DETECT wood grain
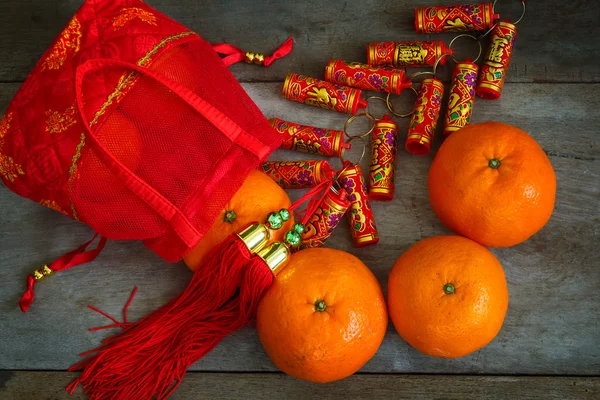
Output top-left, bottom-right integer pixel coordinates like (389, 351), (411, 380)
(0, 82), (598, 375)
(0, 0), (598, 83)
(1, 371), (599, 400)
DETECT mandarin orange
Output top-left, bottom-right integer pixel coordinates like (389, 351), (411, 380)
(184, 170), (293, 270)
(256, 248), (387, 382)
(428, 122), (556, 247)
(388, 235), (508, 358)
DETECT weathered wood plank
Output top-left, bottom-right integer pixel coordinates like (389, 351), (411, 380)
(1, 371), (599, 400)
(0, 0), (598, 83)
(0, 82), (598, 374)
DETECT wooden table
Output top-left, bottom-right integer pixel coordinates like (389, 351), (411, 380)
(1, 1), (598, 398)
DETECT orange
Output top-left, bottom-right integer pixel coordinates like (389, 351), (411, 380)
(256, 248), (387, 383)
(428, 122), (556, 247)
(388, 235), (508, 358)
(76, 111), (142, 201)
(184, 170), (293, 270)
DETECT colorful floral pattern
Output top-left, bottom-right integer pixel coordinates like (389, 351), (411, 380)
(270, 117), (346, 157)
(477, 22), (517, 98)
(262, 160), (333, 190)
(339, 164), (379, 247)
(369, 119), (398, 199)
(299, 187), (349, 250)
(406, 78), (444, 155)
(325, 60), (405, 94)
(416, 3), (495, 34)
(282, 73), (362, 114)
(444, 62), (479, 135)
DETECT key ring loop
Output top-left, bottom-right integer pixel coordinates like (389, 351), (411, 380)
(407, 53), (448, 81)
(386, 86), (418, 118)
(448, 34), (483, 64)
(343, 112), (375, 139)
(492, 0), (526, 25)
(365, 96), (391, 121)
(339, 135), (367, 166)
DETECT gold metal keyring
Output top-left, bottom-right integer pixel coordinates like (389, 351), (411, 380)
(386, 86), (419, 118)
(492, 0), (526, 25)
(339, 135), (367, 166)
(365, 96), (390, 121)
(343, 112), (375, 139)
(448, 34), (483, 64)
(407, 53), (448, 81)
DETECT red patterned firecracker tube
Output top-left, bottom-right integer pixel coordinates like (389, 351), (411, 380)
(261, 160), (335, 189)
(281, 72), (367, 114)
(298, 186), (350, 250)
(415, 3), (499, 34)
(324, 60), (411, 95)
(476, 21), (517, 100)
(366, 41), (452, 68)
(338, 162), (379, 247)
(269, 117), (351, 157)
(369, 115), (399, 201)
(405, 78), (445, 156)
(443, 60), (479, 135)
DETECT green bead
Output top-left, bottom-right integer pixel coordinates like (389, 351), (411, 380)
(267, 212), (283, 230)
(285, 230), (302, 246)
(293, 223), (305, 234)
(279, 208), (291, 222)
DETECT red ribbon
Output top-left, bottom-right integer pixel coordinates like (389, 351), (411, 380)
(19, 234), (107, 312)
(289, 178), (335, 226)
(213, 36), (294, 67)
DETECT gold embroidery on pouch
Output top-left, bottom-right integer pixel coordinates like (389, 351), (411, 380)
(88, 31), (196, 126)
(113, 7), (157, 31)
(46, 102), (78, 134)
(0, 154), (25, 183)
(40, 199), (68, 215)
(41, 16), (82, 71)
(0, 112), (11, 143)
(0, 113), (25, 183)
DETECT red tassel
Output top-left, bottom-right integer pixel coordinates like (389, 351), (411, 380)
(68, 232), (274, 399)
(213, 36), (294, 67)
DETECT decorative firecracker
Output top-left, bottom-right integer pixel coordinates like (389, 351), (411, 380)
(476, 21), (517, 99)
(415, 3), (499, 34)
(269, 117), (351, 157)
(443, 59), (479, 135)
(281, 72), (367, 114)
(324, 59), (412, 95)
(261, 160), (335, 189)
(405, 78), (445, 156)
(338, 162), (379, 247)
(298, 186), (350, 250)
(369, 115), (399, 200)
(366, 40), (452, 68)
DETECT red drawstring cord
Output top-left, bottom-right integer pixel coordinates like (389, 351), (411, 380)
(19, 234), (107, 312)
(212, 36), (294, 67)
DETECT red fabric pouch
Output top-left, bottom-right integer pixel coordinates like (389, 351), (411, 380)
(0, 0), (285, 266)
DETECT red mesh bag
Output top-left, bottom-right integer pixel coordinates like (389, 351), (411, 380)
(1, 0), (290, 285)
(2, 1), (301, 397)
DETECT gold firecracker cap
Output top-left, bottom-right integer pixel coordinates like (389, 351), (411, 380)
(257, 242), (290, 276)
(236, 223), (271, 254)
